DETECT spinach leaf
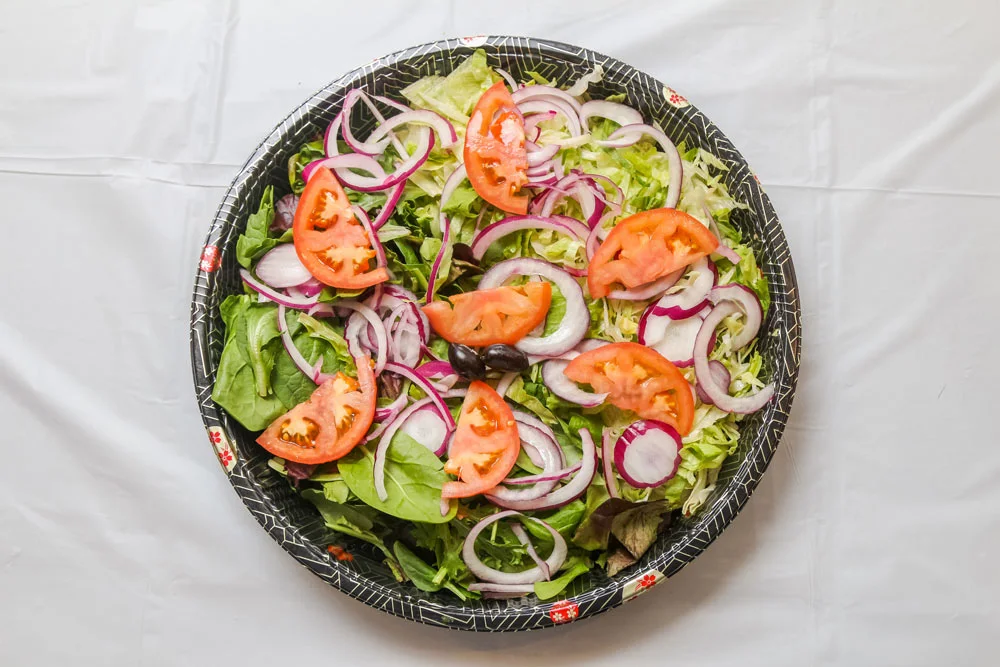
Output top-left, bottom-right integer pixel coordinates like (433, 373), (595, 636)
(235, 186), (291, 269)
(534, 556), (592, 601)
(410, 522), (475, 600)
(393, 542), (442, 592)
(272, 312), (354, 410)
(244, 302), (281, 397)
(339, 433), (457, 524)
(211, 296), (286, 431)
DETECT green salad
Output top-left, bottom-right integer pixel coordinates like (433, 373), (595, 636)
(212, 50), (774, 601)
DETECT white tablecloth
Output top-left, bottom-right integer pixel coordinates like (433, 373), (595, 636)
(2, 1), (998, 664)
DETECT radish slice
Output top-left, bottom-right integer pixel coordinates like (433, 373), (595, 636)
(637, 306), (709, 367)
(649, 257), (717, 319)
(697, 360), (731, 405)
(614, 420), (682, 488)
(541, 359), (607, 406)
(254, 244), (313, 288)
(399, 404), (449, 456)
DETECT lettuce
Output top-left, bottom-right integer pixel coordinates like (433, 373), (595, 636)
(401, 49), (499, 128)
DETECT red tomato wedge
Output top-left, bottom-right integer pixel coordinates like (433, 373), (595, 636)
(422, 282), (551, 347)
(292, 167), (389, 289)
(257, 358), (377, 464)
(442, 381), (520, 498)
(563, 342), (695, 436)
(464, 81), (530, 214)
(588, 208), (719, 299)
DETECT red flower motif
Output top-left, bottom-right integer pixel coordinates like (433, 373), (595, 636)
(549, 600), (579, 624)
(218, 447), (233, 466)
(636, 573), (658, 590)
(210, 431), (222, 444)
(199, 245), (220, 273)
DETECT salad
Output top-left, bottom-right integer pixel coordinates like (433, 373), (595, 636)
(212, 51), (774, 601)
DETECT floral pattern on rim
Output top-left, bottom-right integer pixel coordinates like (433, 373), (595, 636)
(199, 245), (221, 272)
(549, 600), (579, 624)
(208, 426), (236, 473)
(663, 86), (690, 109)
(622, 570), (664, 602)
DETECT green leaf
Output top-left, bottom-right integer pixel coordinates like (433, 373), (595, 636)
(235, 186), (283, 269)
(401, 49), (499, 125)
(505, 376), (559, 424)
(611, 500), (670, 559)
(211, 296), (286, 431)
(321, 479), (351, 504)
(339, 433), (457, 524)
(393, 542), (442, 592)
(288, 140), (325, 195)
(534, 557), (591, 600)
(542, 282), (567, 337)
(271, 311), (354, 410)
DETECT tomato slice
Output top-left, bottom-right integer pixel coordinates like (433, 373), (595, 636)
(292, 167), (389, 289)
(442, 381), (520, 498)
(563, 342), (695, 435)
(464, 81), (530, 214)
(588, 208), (719, 299)
(422, 282), (551, 347)
(256, 357), (377, 464)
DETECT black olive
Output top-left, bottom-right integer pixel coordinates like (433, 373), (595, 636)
(448, 343), (487, 380)
(452, 243), (476, 264)
(480, 344), (529, 372)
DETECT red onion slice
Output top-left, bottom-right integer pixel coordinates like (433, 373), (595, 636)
(373, 397), (433, 501)
(608, 268), (684, 301)
(510, 523), (551, 580)
(372, 182), (405, 230)
(541, 360), (607, 407)
(382, 362), (456, 431)
(693, 302), (775, 413)
(462, 511), (567, 585)
(503, 461), (582, 485)
(478, 258), (589, 357)
(527, 143), (559, 166)
(486, 421), (563, 502)
(601, 429), (618, 499)
(340, 300), (388, 374)
(365, 108), (458, 151)
(511, 85), (584, 114)
(495, 372), (518, 398)
(439, 164), (468, 234)
(254, 243), (313, 289)
(638, 305), (710, 368)
(614, 420), (682, 488)
(399, 403), (450, 456)
(596, 123), (683, 209)
(709, 283), (763, 350)
(302, 152), (385, 185)
(650, 257), (716, 318)
(486, 428), (596, 511)
(579, 100), (644, 129)
(340, 90), (391, 156)
(470, 215), (586, 261)
(276, 305), (322, 383)
(324, 112), (343, 157)
(713, 243), (741, 264)
(697, 360), (731, 405)
(416, 360), (457, 379)
(494, 68), (518, 89)
(426, 216), (451, 303)
(523, 110), (556, 138)
(240, 269), (319, 310)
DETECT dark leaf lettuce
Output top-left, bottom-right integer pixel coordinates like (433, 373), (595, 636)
(339, 433), (458, 524)
(211, 295), (286, 431)
(235, 186), (292, 269)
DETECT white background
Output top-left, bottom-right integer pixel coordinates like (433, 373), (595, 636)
(2, 1), (998, 665)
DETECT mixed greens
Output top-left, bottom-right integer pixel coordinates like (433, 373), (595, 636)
(212, 50), (772, 602)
